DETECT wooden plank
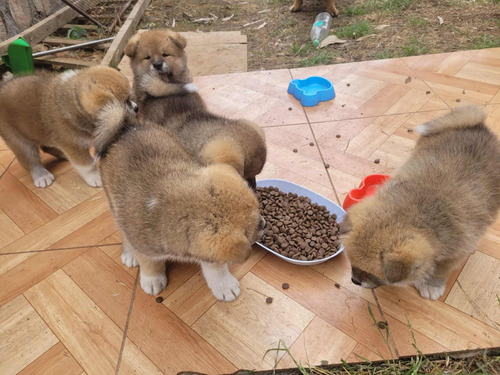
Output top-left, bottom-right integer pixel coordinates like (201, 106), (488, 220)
(0, 6), (82, 56)
(0, 295), (59, 375)
(17, 342), (83, 375)
(101, 0), (151, 67)
(57, 24), (98, 32)
(34, 56), (97, 69)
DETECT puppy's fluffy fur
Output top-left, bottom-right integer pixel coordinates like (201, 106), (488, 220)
(342, 106), (500, 300)
(96, 102), (265, 300)
(0, 66), (134, 188)
(291, 0), (338, 16)
(125, 29), (267, 189)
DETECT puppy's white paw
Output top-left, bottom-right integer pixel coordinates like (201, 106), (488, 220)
(83, 171), (102, 187)
(183, 83), (198, 93)
(140, 273), (168, 295)
(2, 71), (14, 82)
(415, 282), (445, 300)
(73, 164), (102, 187)
(209, 273), (240, 302)
(121, 251), (138, 268)
(31, 167), (55, 188)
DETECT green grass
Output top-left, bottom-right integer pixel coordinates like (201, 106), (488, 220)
(263, 304), (500, 375)
(344, 0), (413, 16)
(334, 20), (375, 39)
(473, 35), (500, 49)
(409, 17), (430, 28)
(373, 49), (394, 59)
(400, 37), (428, 56)
(290, 43), (338, 67)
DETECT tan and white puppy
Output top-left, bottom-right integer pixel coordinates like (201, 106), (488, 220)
(125, 29), (267, 190)
(95, 102), (265, 301)
(0, 66), (135, 187)
(341, 106), (500, 300)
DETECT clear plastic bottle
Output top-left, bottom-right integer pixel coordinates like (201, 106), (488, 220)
(310, 12), (333, 47)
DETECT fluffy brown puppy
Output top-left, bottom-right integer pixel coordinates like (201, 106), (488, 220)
(291, 0), (339, 16)
(95, 101), (265, 300)
(341, 106), (500, 300)
(0, 66), (135, 188)
(124, 29), (267, 190)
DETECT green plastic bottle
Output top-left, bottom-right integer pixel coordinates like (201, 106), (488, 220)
(1, 37), (35, 75)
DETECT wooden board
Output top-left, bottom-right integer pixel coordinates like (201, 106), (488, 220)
(0, 6), (82, 56)
(117, 31), (247, 80)
(100, 0), (151, 67)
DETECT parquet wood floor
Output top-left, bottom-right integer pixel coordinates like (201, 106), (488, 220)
(1, 47), (499, 374)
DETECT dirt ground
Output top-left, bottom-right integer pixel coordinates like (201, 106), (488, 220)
(139, 0), (500, 71)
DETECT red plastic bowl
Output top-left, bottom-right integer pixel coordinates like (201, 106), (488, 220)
(343, 174), (390, 211)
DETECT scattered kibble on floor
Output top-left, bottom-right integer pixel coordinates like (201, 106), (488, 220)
(309, 142), (314, 146)
(282, 283), (290, 290)
(155, 296), (164, 303)
(336, 134), (341, 138)
(293, 148), (298, 153)
(377, 321), (388, 329)
(456, 98), (461, 102)
(288, 107), (292, 111)
(426, 91), (431, 95)
(324, 163), (330, 169)
(266, 297), (273, 304)
(374, 158), (380, 164)
(334, 283), (340, 288)
(408, 129), (413, 133)
(346, 83), (350, 86)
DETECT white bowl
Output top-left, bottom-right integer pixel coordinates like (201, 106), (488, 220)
(256, 179), (345, 265)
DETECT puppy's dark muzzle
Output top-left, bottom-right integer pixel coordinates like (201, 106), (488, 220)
(153, 61), (163, 71)
(351, 277), (361, 286)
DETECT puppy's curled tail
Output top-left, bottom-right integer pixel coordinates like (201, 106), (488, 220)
(415, 105), (486, 136)
(94, 100), (136, 159)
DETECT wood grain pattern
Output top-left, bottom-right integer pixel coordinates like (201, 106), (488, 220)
(0, 295), (58, 375)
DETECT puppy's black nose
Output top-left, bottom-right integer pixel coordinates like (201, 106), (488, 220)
(351, 277), (361, 286)
(153, 62), (163, 70)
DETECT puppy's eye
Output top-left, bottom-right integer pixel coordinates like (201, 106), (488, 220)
(162, 53), (169, 57)
(145, 55), (151, 60)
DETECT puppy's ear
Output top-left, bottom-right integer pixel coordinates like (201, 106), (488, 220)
(124, 33), (141, 57)
(200, 137), (245, 176)
(382, 253), (411, 283)
(382, 235), (434, 284)
(169, 31), (187, 49)
(214, 231), (252, 264)
(338, 213), (353, 236)
(78, 88), (115, 117)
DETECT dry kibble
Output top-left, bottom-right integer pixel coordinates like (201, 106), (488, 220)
(256, 186), (343, 262)
(324, 163), (330, 169)
(266, 297), (273, 304)
(334, 283), (341, 288)
(374, 158), (380, 164)
(288, 107), (293, 110)
(309, 142), (315, 146)
(336, 134), (341, 138)
(282, 283), (290, 289)
(293, 148), (298, 153)
(155, 296), (164, 303)
(377, 321), (388, 329)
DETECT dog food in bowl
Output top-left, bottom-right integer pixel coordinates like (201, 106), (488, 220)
(255, 179), (345, 265)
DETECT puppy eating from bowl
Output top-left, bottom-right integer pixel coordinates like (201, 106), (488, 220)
(124, 29), (267, 190)
(340, 106), (500, 300)
(95, 101), (266, 301)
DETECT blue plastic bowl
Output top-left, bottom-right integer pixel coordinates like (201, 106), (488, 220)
(287, 76), (336, 107)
